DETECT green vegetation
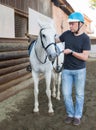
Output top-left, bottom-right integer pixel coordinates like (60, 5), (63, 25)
(90, 0), (96, 8)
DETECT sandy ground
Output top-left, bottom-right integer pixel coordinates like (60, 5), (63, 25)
(0, 59), (96, 130)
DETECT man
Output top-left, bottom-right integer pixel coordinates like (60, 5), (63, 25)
(55, 12), (91, 125)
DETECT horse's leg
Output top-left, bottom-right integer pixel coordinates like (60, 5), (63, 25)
(32, 71), (39, 113)
(45, 71), (54, 114)
(56, 73), (61, 100)
(52, 72), (56, 98)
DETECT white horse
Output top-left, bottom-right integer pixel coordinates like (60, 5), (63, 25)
(28, 23), (59, 114)
(52, 42), (65, 100)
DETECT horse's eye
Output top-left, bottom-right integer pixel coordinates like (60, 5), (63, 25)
(42, 34), (46, 38)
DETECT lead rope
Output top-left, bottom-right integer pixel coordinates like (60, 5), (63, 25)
(53, 43), (64, 73)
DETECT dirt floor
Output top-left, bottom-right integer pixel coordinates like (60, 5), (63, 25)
(0, 59), (96, 130)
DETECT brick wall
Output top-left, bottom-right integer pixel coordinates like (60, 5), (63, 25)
(52, 3), (92, 36)
(52, 3), (69, 34)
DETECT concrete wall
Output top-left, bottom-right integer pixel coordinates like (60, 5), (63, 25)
(0, 4), (15, 38)
(29, 8), (54, 35)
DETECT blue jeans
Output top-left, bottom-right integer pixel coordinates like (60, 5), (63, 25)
(61, 68), (86, 118)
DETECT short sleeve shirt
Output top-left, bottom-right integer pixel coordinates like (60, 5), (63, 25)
(59, 30), (91, 70)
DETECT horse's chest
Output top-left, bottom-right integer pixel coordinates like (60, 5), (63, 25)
(33, 63), (52, 73)
(36, 65), (45, 72)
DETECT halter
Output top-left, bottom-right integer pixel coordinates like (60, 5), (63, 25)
(53, 45), (64, 73)
(40, 28), (56, 51)
(35, 28), (56, 64)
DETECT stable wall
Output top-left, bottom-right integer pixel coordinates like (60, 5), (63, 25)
(0, 4), (15, 38)
(0, 38), (32, 102)
(52, 3), (69, 34)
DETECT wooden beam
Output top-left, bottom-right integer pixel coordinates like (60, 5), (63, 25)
(0, 62), (29, 76)
(0, 75), (44, 102)
(58, 0), (64, 4)
(0, 68), (28, 85)
(0, 73), (32, 93)
(0, 58), (29, 69)
(0, 50), (28, 61)
(0, 43), (28, 52)
(25, 33), (37, 42)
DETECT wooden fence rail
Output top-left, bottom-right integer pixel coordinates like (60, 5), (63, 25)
(0, 38), (33, 101)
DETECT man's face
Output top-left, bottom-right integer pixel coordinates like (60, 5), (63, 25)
(69, 22), (79, 33)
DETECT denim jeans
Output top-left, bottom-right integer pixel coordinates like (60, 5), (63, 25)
(61, 68), (86, 118)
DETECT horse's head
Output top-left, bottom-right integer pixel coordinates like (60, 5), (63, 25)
(38, 22), (59, 61)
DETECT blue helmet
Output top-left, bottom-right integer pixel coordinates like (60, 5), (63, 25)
(68, 12), (84, 23)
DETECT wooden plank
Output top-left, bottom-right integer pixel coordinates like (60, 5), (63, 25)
(0, 58), (29, 68)
(0, 42), (28, 52)
(0, 62), (30, 76)
(0, 68), (28, 85)
(0, 73), (32, 93)
(25, 33), (37, 42)
(0, 75), (44, 102)
(0, 37), (28, 43)
(0, 78), (33, 102)
(0, 50), (28, 61)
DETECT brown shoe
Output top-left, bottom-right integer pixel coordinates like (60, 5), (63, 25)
(73, 118), (81, 126)
(65, 117), (73, 124)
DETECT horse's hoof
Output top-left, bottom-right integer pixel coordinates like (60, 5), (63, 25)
(56, 97), (60, 100)
(52, 94), (56, 98)
(48, 112), (54, 116)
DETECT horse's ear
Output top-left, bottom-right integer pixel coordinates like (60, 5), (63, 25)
(38, 20), (55, 29)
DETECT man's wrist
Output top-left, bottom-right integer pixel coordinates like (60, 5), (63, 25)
(70, 50), (74, 55)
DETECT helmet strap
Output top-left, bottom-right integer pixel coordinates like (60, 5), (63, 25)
(74, 22), (83, 34)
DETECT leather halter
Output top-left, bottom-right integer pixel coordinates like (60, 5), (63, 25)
(40, 28), (56, 51)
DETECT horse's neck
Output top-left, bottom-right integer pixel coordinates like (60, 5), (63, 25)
(35, 38), (47, 61)
(36, 38), (45, 52)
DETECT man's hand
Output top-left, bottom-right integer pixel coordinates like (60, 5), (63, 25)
(55, 34), (61, 43)
(64, 49), (72, 55)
